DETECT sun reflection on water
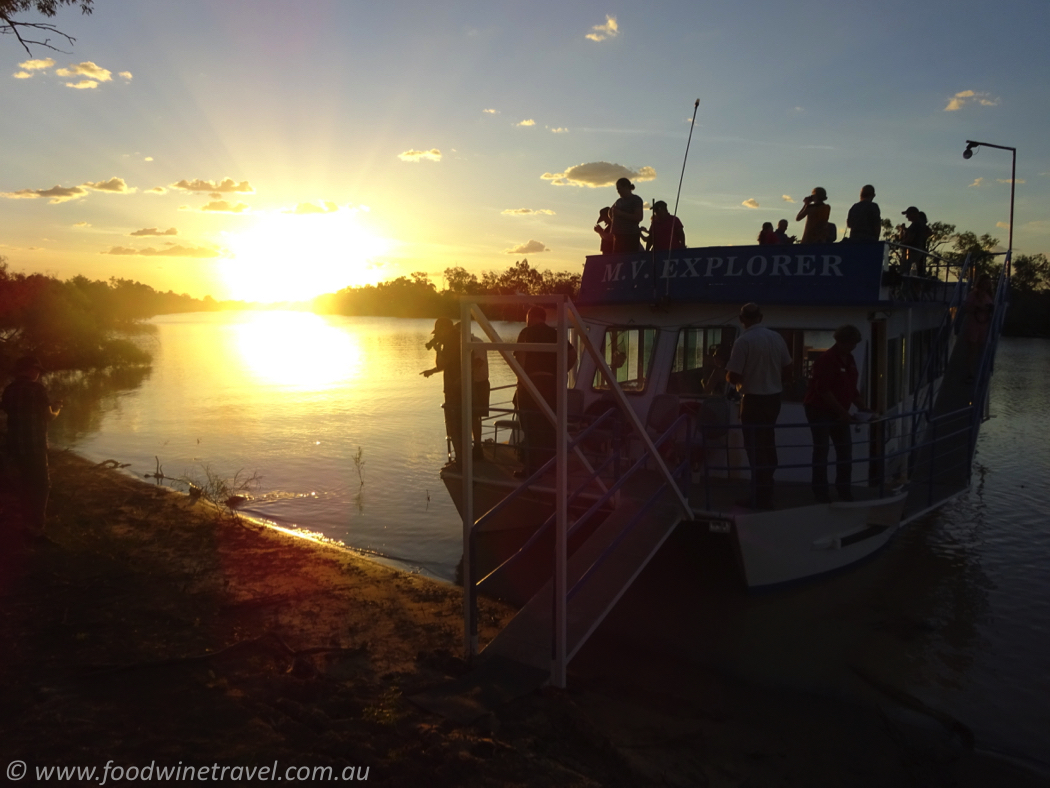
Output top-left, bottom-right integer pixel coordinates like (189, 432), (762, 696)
(231, 311), (361, 390)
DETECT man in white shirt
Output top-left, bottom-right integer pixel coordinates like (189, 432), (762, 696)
(726, 303), (793, 508)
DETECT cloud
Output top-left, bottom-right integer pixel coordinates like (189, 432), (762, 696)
(505, 240), (549, 254)
(398, 148), (442, 162)
(146, 186), (167, 194)
(542, 161), (656, 188)
(781, 194), (795, 203)
(102, 245), (222, 258)
(945, 89), (999, 111)
(65, 80), (99, 90)
(129, 227), (178, 237)
(171, 178), (254, 194)
(997, 178), (1025, 184)
(517, 119), (535, 127)
(287, 201), (340, 214)
(968, 178), (984, 188)
(501, 208), (556, 216)
(119, 71), (133, 80)
(549, 127), (569, 134)
(13, 72), (33, 79)
(18, 58), (55, 71)
(2, 185), (87, 204)
(586, 15), (619, 42)
(84, 177), (134, 194)
(482, 108), (499, 114)
(742, 199), (760, 209)
(56, 61), (112, 81)
(198, 200), (249, 213)
(996, 222), (1011, 229)
(73, 221), (90, 228)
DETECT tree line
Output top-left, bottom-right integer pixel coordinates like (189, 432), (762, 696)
(311, 259), (582, 322)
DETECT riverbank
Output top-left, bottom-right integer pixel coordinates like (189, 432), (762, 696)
(0, 451), (1042, 786)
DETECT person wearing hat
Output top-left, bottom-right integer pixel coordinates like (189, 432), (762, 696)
(593, 207), (614, 254)
(2, 356), (62, 534)
(725, 304), (792, 509)
(795, 186), (831, 244)
(644, 200), (686, 252)
(609, 177), (643, 253)
(899, 206), (932, 277)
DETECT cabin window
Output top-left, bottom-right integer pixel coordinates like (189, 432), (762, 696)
(593, 327), (657, 392)
(668, 326), (736, 397)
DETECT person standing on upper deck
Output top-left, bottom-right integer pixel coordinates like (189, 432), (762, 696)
(726, 304), (792, 509)
(846, 185), (882, 242)
(645, 200), (686, 251)
(795, 187), (831, 244)
(774, 219), (795, 245)
(610, 177), (643, 253)
(594, 207), (614, 254)
(421, 318), (464, 467)
(803, 325), (871, 503)
(899, 207), (933, 277)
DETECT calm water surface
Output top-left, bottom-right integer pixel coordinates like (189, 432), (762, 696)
(54, 313), (1049, 767)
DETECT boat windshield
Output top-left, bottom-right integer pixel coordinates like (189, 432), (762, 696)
(593, 327), (657, 393)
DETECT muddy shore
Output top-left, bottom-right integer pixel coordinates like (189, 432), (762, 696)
(0, 450), (1042, 786)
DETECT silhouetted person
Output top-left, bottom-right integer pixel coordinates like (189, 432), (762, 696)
(900, 207), (932, 277)
(421, 318), (464, 466)
(796, 187), (830, 244)
(846, 184), (881, 242)
(645, 200), (686, 251)
(803, 325), (871, 503)
(774, 219), (795, 245)
(757, 222), (779, 245)
(610, 177), (643, 253)
(594, 207), (613, 254)
(726, 304), (792, 509)
(514, 306), (576, 477)
(2, 355), (62, 534)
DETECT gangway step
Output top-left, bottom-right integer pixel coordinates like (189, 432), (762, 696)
(481, 488), (683, 671)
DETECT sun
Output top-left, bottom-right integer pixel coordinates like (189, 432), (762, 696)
(221, 211), (392, 303)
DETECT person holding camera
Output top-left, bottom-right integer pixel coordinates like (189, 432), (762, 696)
(795, 186), (831, 244)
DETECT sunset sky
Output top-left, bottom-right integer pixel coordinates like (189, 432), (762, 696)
(2, 0), (1048, 303)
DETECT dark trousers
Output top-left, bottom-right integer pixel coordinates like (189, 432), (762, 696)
(805, 405), (853, 499)
(6, 451), (50, 530)
(517, 374), (556, 473)
(740, 393), (781, 507)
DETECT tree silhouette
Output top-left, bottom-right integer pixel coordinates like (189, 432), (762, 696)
(1, 0), (92, 54)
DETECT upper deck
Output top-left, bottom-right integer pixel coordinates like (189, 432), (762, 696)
(579, 242), (902, 307)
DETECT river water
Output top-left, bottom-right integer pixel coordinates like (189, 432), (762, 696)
(51, 312), (1048, 768)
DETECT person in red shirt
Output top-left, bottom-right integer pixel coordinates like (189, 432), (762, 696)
(644, 200), (686, 251)
(802, 325), (871, 502)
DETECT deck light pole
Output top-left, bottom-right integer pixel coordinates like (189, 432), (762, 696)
(963, 139), (1016, 271)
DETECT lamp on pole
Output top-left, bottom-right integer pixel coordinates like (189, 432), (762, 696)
(963, 139), (1016, 272)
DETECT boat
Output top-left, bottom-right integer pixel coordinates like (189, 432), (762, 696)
(439, 238), (1008, 680)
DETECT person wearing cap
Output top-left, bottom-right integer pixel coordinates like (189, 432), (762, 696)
(644, 200), (686, 252)
(846, 185), (882, 242)
(2, 356), (62, 533)
(899, 206), (932, 277)
(609, 177), (643, 253)
(725, 304), (792, 509)
(593, 207), (614, 254)
(803, 325), (871, 503)
(421, 318), (464, 465)
(795, 187), (831, 244)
